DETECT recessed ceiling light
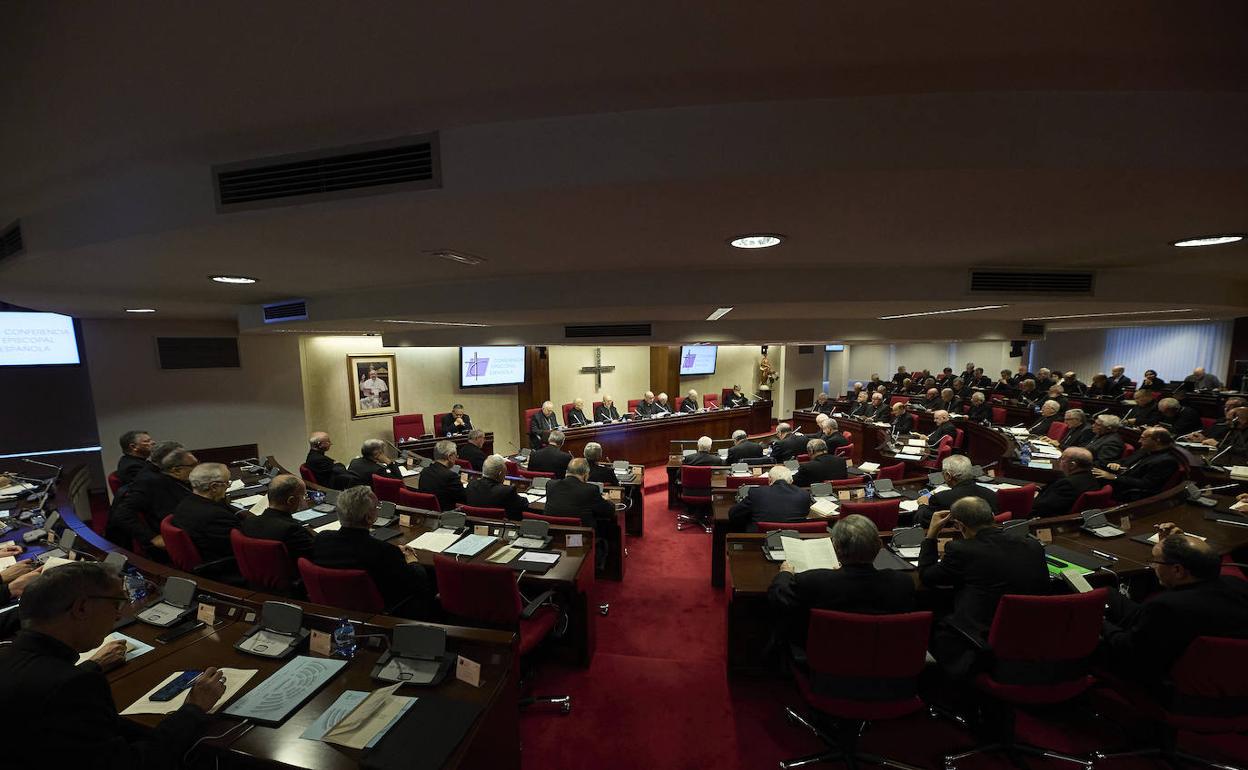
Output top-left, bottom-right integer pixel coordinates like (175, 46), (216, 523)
(878, 305), (1006, 320)
(1171, 234), (1244, 248)
(706, 307), (734, 321)
(729, 234), (784, 249)
(210, 275), (258, 284)
(124, 308), (156, 313)
(376, 319), (491, 327)
(1023, 308), (1193, 321)
(428, 250), (485, 266)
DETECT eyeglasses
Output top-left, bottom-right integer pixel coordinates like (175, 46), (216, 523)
(1147, 560), (1176, 568)
(87, 594), (130, 610)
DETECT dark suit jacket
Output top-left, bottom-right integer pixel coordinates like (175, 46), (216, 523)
(728, 482), (811, 530)
(727, 440), (765, 464)
(528, 410), (560, 449)
(821, 431), (850, 452)
(107, 470), (191, 546)
(918, 528), (1049, 635)
(1030, 471), (1103, 518)
(1128, 402), (1162, 426)
(770, 433), (808, 463)
(849, 401), (874, 418)
(682, 451), (721, 467)
(1085, 432), (1125, 467)
(724, 393), (749, 408)
(528, 446), (573, 478)
(937, 398), (962, 415)
(1161, 406), (1202, 438)
(240, 507), (315, 560)
(347, 457), (402, 486)
(967, 403), (993, 424)
(929, 421), (959, 446)
(652, 400), (673, 414)
(680, 397), (699, 413)
(916, 480), (998, 527)
(594, 404), (621, 422)
(769, 563), (916, 644)
(0, 631), (210, 769)
(793, 454), (849, 486)
(170, 494), (240, 561)
(416, 462), (467, 511)
(814, 401), (835, 415)
(465, 476), (528, 520)
(305, 449), (353, 489)
(1011, 372), (1035, 386)
(1105, 374), (1131, 396)
(115, 454), (151, 486)
(312, 527), (432, 612)
(458, 442), (487, 472)
(588, 462), (618, 486)
(1060, 379), (1086, 395)
(566, 407), (589, 426)
(440, 413), (472, 435)
(1060, 424), (1094, 449)
(1102, 577), (1248, 681)
(890, 412), (914, 435)
(1112, 449), (1181, 502)
(1029, 415), (1057, 437)
(543, 476), (615, 537)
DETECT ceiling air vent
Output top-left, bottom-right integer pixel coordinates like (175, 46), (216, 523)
(213, 133), (440, 212)
(263, 299), (308, 323)
(1021, 322), (1046, 337)
(565, 324), (653, 339)
(156, 337), (241, 369)
(0, 220), (23, 261)
(969, 270), (1094, 295)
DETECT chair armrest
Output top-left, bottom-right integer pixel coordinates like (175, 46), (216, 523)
(190, 556), (237, 576)
(521, 590), (555, 619)
(946, 619), (989, 651)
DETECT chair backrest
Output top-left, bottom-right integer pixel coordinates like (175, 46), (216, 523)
(433, 554), (522, 627)
(561, 403), (576, 424)
(727, 475), (769, 489)
(1200, 416), (1216, 430)
(518, 468), (554, 480)
(392, 413), (426, 441)
(890, 395), (910, 406)
(996, 483), (1036, 520)
(398, 487), (441, 512)
(505, 459), (521, 476)
(991, 406), (1007, 425)
(432, 412), (451, 433)
(1166, 636), (1248, 732)
(757, 520), (828, 533)
(994, 511), (1013, 523)
(298, 464), (317, 484)
(840, 498), (902, 530)
(524, 511), (581, 526)
(877, 462), (906, 482)
(1122, 443), (1136, 460)
(1162, 464), (1188, 492)
(1067, 399), (1084, 410)
(983, 590), (1108, 702)
(627, 399), (642, 414)
(720, 388), (735, 406)
(953, 428), (965, 449)
(1070, 485), (1114, 515)
(1047, 421), (1070, 441)
(680, 465), (714, 502)
(703, 394), (719, 409)
(459, 504), (507, 520)
(806, 608), (933, 683)
(796, 453), (811, 463)
(371, 474), (404, 504)
(523, 407), (542, 430)
(592, 400), (603, 415)
(829, 477), (862, 488)
(1219, 554), (1247, 581)
(107, 472), (123, 495)
(297, 558), (385, 613)
(229, 529), (296, 591)
(454, 458), (472, 470)
(160, 518), (203, 571)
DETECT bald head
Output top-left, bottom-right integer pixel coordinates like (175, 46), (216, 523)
(1059, 447), (1094, 475)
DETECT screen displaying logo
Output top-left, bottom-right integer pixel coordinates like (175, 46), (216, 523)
(683, 350), (697, 369)
(465, 354), (490, 380)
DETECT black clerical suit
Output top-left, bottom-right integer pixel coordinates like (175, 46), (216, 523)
(1030, 471), (1103, 518)
(869, 403), (892, 422)
(528, 446), (573, 478)
(458, 441), (487, 472)
(312, 527), (434, 616)
(464, 476), (528, 520)
(821, 431), (850, 452)
(594, 404), (621, 422)
(1059, 424), (1094, 450)
(770, 432), (808, 463)
(240, 507), (315, 560)
(966, 402), (993, 424)
(1029, 414), (1057, 437)
(814, 401), (835, 416)
(0, 630), (211, 770)
(305, 448), (353, 490)
(682, 451), (721, 467)
(543, 476), (616, 540)
(416, 462), (467, 511)
(928, 421), (959, 446)
(440, 412), (473, 435)
(1085, 432), (1125, 467)
(566, 407), (589, 427)
(588, 462), (618, 486)
(1126, 401), (1161, 426)
(1105, 374), (1131, 396)
(1060, 379), (1086, 395)
(681, 397), (699, 413)
(1214, 425), (1248, 462)
(107, 469), (191, 550)
(528, 410), (560, 449)
(170, 494), (240, 562)
(1011, 372), (1035, 386)
(1111, 449), (1181, 502)
(724, 392), (749, 408)
(347, 457), (403, 487)
(727, 440), (765, 464)
(728, 482), (811, 531)
(937, 397), (962, 415)
(849, 401), (874, 419)
(115, 454), (151, 486)
(1160, 406), (1202, 438)
(769, 563), (916, 645)
(890, 411), (914, 435)
(915, 480), (998, 528)
(652, 400), (673, 415)
(793, 454), (848, 487)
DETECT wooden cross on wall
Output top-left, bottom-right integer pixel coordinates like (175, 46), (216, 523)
(579, 347), (616, 389)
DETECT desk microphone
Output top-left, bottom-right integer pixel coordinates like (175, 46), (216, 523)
(1206, 443), (1235, 470)
(20, 457), (61, 473)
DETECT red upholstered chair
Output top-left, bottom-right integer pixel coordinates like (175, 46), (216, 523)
(592, 400), (603, 415)
(1121, 443), (1136, 461)
(1219, 554), (1247, 581)
(1071, 485), (1114, 515)
(392, 413), (426, 441)
(679, 465), (713, 532)
(994, 511), (1013, 524)
(840, 499), (902, 530)
(780, 610), (933, 769)
(505, 459), (521, 476)
(160, 518), (205, 572)
(796, 453), (812, 463)
(230, 529), (297, 592)
(297, 557), (385, 613)
(1046, 421), (1070, 442)
(433, 555), (570, 712)
(829, 477), (862, 488)
(953, 427), (966, 450)
(835, 431), (854, 458)
(518, 468), (554, 480)
(560, 403), (575, 424)
(703, 394), (719, 409)
(1093, 636), (1248, 768)
(919, 436), (954, 471)
(727, 475), (769, 490)
(432, 412), (450, 434)
(877, 462), (906, 482)
(627, 399), (643, 415)
(298, 464), (317, 484)
(943, 590), (1108, 769)
(371, 474), (404, 504)
(454, 458), (472, 470)
(524, 511), (580, 527)
(757, 520), (828, 533)
(889, 395), (910, 406)
(720, 388), (735, 406)
(459, 504), (507, 520)
(991, 406), (1007, 425)
(1067, 399), (1084, 411)
(1200, 416), (1216, 430)
(398, 487), (441, 512)
(107, 472), (123, 496)
(995, 484), (1036, 520)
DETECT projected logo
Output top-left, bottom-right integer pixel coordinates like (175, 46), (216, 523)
(683, 350), (698, 370)
(465, 354), (490, 380)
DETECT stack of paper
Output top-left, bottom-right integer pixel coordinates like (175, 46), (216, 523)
(1231, 500), (1248, 513)
(780, 537), (840, 573)
(857, 462), (880, 474)
(78, 632), (153, 664)
(41, 556), (76, 572)
(1230, 466), (1248, 481)
(233, 494), (266, 509)
(444, 534), (496, 557)
(227, 479), (245, 493)
(303, 683), (415, 749)
(0, 482), (35, 498)
(123, 668), (257, 715)
(405, 530), (462, 553)
(900, 499), (921, 513)
(810, 499), (838, 518)
(314, 520), (341, 533)
(399, 466), (418, 478)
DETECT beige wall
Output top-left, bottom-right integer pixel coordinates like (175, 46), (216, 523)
(299, 337), (523, 459)
(776, 344), (825, 417)
(547, 346), (652, 413)
(846, 341), (1012, 384)
(83, 319), (308, 477)
(679, 344), (758, 406)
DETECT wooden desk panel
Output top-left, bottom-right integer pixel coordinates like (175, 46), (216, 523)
(557, 404), (772, 466)
(397, 432), (496, 459)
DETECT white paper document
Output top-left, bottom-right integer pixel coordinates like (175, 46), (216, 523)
(314, 520), (341, 533)
(512, 536), (547, 549)
(123, 668), (257, 715)
(810, 499), (838, 518)
(520, 551), (561, 564)
(1146, 532), (1207, 545)
(781, 537), (840, 573)
(1230, 466), (1248, 481)
(398, 466), (418, 478)
(405, 530), (462, 553)
(0, 482), (35, 497)
(303, 685), (416, 749)
(0, 555), (15, 569)
(894, 454), (924, 462)
(856, 462), (880, 474)
(1231, 500), (1248, 513)
(227, 479), (245, 492)
(906, 438), (927, 447)
(40, 556), (76, 572)
(900, 499), (920, 513)
(443, 533), (496, 557)
(233, 494), (266, 509)
(78, 632), (154, 665)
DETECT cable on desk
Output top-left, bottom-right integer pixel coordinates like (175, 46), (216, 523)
(185, 718), (253, 764)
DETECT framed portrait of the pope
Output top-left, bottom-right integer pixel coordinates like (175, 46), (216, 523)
(348, 354), (398, 418)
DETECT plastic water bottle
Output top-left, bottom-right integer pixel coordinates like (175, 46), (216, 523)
(332, 617), (357, 659)
(865, 478), (876, 499)
(1020, 441), (1032, 466)
(124, 569), (148, 604)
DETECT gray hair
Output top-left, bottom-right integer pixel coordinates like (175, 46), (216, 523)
(768, 465), (793, 484)
(583, 442), (603, 463)
(159, 448), (196, 472)
(950, 496), (995, 528)
(697, 435), (713, 452)
(336, 485), (377, 527)
(361, 439), (386, 460)
(971, 392), (985, 403)
(806, 438), (827, 456)
(467, 429), (485, 442)
(433, 440), (457, 461)
(19, 562), (119, 627)
(1096, 414), (1121, 430)
(1159, 397), (1180, 412)
(830, 514), (881, 565)
(188, 462), (229, 492)
(1065, 408), (1086, 425)
(732, 429), (747, 442)
(941, 454), (974, 484)
(824, 418), (839, 432)
(547, 430), (566, 447)
(267, 474), (304, 504)
(567, 457), (589, 479)
(776, 422), (792, 436)
(1042, 399), (1062, 414)
(150, 440), (184, 468)
(482, 454), (507, 480)
(309, 432), (330, 449)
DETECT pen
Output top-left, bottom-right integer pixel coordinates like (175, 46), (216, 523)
(1215, 518), (1248, 528)
(1090, 549), (1119, 561)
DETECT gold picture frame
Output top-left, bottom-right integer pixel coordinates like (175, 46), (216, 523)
(348, 354), (398, 419)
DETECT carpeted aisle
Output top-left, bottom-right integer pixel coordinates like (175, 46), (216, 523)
(518, 465), (1178, 770)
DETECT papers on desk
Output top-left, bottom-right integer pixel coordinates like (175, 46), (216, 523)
(810, 499), (838, 518)
(233, 494), (266, 510)
(1230, 466), (1248, 481)
(0, 482), (35, 497)
(857, 462), (880, 474)
(78, 632), (153, 665)
(519, 492), (544, 503)
(398, 466), (418, 478)
(443, 533), (496, 558)
(1177, 441), (1211, 450)
(227, 479), (245, 493)
(984, 482), (1021, 490)
(0, 555), (15, 570)
(1145, 531), (1208, 545)
(314, 520), (341, 533)
(780, 537), (840, 573)
(41, 556), (76, 572)
(1007, 427), (1030, 436)
(896, 546), (922, 560)
(871, 421), (891, 428)
(905, 438), (927, 448)
(522, 551), (561, 565)
(406, 530), (462, 553)
(123, 667), (257, 715)
(1231, 500), (1248, 513)
(512, 536), (547, 549)
(224, 657), (345, 723)
(900, 499), (921, 513)
(293, 508), (326, 523)
(487, 546), (521, 563)
(303, 684), (416, 750)
(930, 484), (950, 494)
(894, 453), (924, 462)
(1027, 461), (1054, 469)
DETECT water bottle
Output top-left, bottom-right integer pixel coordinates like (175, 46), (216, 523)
(1019, 441), (1032, 465)
(864, 477), (876, 499)
(332, 617), (357, 659)
(124, 568), (148, 604)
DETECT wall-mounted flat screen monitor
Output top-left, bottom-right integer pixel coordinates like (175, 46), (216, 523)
(679, 345), (717, 376)
(0, 312), (80, 366)
(460, 345), (526, 387)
